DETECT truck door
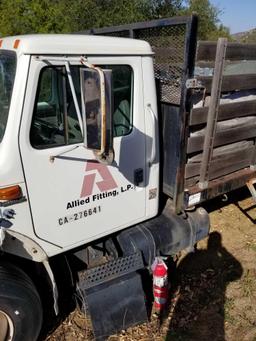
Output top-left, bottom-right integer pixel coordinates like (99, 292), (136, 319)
(19, 56), (147, 248)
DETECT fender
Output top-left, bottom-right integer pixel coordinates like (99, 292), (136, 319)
(1, 230), (48, 262)
(1, 230), (59, 315)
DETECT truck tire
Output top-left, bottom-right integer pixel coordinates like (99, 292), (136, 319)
(0, 262), (42, 341)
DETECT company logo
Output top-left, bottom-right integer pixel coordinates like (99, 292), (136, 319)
(80, 162), (118, 198)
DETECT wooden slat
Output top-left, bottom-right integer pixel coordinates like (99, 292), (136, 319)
(198, 74), (256, 93)
(185, 158), (253, 188)
(185, 168), (256, 209)
(197, 41), (256, 61)
(198, 38), (227, 188)
(196, 60), (247, 68)
(187, 125), (256, 154)
(185, 145), (254, 179)
(190, 99), (256, 126)
(185, 158), (255, 187)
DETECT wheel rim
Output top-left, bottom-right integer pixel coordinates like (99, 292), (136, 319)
(0, 311), (14, 341)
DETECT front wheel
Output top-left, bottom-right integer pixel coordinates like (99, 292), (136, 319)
(0, 262), (43, 341)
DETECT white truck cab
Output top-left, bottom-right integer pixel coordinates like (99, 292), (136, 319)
(0, 34), (159, 255)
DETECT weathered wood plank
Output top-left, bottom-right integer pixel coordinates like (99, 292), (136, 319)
(196, 60), (247, 68)
(187, 125), (256, 154)
(185, 157), (253, 187)
(185, 145), (254, 179)
(198, 74), (256, 93)
(197, 41), (256, 61)
(185, 168), (256, 207)
(190, 100), (256, 126)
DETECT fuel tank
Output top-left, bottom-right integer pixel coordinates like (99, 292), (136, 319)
(117, 200), (210, 266)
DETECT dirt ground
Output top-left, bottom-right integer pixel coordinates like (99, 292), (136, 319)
(45, 188), (256, 341)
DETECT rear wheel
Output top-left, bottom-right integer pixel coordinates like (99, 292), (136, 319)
(0, 262), (42, 341)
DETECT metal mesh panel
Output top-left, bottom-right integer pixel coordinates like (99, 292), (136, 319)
(88, 19), (190, 105)
(134, 24), (187, 104)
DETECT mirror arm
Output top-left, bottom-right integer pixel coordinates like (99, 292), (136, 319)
(65, 61), (85, 137)
(98, 69), (106, 157)
(147, 104), (156, 166)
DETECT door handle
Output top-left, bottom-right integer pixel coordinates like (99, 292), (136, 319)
(147, 104), (156, 166)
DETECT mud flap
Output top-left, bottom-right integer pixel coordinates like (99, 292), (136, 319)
(77, 252), (148, 341)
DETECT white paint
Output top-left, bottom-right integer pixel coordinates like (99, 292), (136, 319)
(0, 34), (153, 56)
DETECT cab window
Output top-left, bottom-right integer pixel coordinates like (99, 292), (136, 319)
(104, 65), (133, 137)
(30, 64), (133, 149)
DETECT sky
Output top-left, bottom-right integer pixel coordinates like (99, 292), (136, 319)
(210, 0), (256, 34)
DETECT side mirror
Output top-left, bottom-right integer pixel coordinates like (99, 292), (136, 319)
(80, 67), (114, 164)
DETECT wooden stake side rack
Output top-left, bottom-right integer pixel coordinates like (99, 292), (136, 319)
(185, 39), (256, 208)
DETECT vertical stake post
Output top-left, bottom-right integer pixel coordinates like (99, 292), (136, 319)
(199, 38), (227, 189)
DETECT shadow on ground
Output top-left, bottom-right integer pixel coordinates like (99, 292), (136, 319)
(166, 233), (243, 340)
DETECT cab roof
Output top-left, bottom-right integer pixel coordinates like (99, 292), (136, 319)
(0, 34), (153, 56)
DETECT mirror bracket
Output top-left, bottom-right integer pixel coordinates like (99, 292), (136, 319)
(80, 58), (114, 165)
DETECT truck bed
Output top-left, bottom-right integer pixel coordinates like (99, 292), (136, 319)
(84, 16), (256, 212)
(183, 41), (256, 207)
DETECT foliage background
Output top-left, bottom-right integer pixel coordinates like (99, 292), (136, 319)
(0, 0), (233, 40)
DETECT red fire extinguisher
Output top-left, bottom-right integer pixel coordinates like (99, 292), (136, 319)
(151, 257), (168, 313)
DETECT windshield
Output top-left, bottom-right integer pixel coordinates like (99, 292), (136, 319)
(0, 51), (16, 143)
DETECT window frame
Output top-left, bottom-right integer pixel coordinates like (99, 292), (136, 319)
(30, 65), (69, 149)
(0, 50), (17, 143)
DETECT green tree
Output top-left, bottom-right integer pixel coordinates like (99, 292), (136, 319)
(89, 0), (150, 28)
(0, 0), (184, 36)
(71, 0), (183, 29)
(0, 0), (231, 40)
(147, 0), (183, 18)
(183, 0), (231, 40)
(0, 0), (74, 35)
